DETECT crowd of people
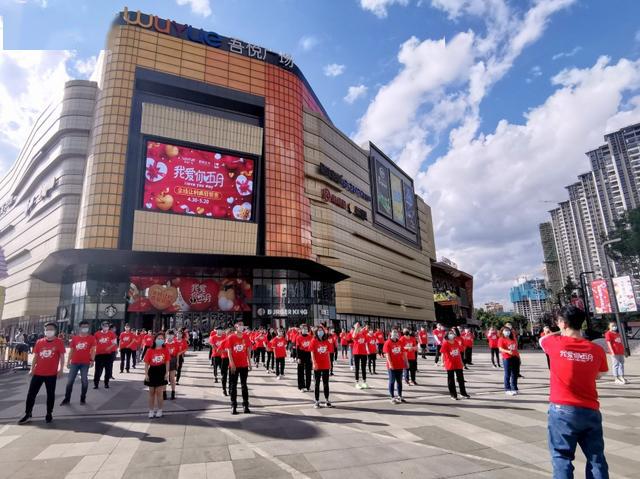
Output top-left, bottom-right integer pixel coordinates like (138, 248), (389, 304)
(15, 308), (631, 478)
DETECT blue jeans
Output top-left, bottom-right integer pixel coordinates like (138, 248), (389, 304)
(388, 369), (403, 397)
(503, 357), (518, 391)
(65, 363), (89, 401)
(548, 404), (608, 479)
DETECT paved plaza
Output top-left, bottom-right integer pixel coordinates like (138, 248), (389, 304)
(0, 349), (638, 479)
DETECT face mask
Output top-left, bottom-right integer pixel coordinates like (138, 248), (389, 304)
(102, 326), (109, 331)
(503, 330), (511, 337)
(80, 327), (89, 334)
(44, 330), (56, 338)
(391, 333), (399, 340)
(447, 333), (455, 340)
(301, 329), (308, 335)
(125, 327), (130, 331)
(317, 331), (325, 339)
(167, 334), (175, 340)
(278, 331), (284, 337)
(155, 339), (165, 346)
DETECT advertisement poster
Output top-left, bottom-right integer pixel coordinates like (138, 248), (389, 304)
(127, 276), (252, 313)
(613, 275), (638, 313)
(143, 141), (254, 221)
(403, 182), (417, 232)
(390, 173), (405, 225)
(591, 279), (612, 314)
(375, 160), (392, 217)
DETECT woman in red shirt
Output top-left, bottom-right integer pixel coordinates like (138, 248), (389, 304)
(383, 329), (407, 404)
(486, 327), (500, 368)
(351, 323), (369, 389)
(367, 330), (378, 375)
(164, 329), (181, 401)
(440, 329), (470, 400)
(339, 331), (349, 359)
(605, 321), (627, 384)
(143, 332), (170, 418)
(498, 326), (520, 395)
(401, 329), (418, 385)
(269, 329), (288, 379)
(310, 327), (333, 408)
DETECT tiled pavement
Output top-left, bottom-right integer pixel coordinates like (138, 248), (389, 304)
(0, 349), (638, 478)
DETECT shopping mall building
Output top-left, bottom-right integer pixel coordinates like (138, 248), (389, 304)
(0, 8), (436, 334)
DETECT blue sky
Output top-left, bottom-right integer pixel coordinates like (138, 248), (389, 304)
(1, 0), (640, 307)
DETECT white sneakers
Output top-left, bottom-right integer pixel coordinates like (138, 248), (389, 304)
(148, 410), (154, 418)
(148, 409), (163, 418)
(505, 390), (519, 396)
(355, 381), (369, 389)
(314, 401), (320, 409)
(156, 409), (163, 418)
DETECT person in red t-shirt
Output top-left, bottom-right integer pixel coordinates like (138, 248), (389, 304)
(119, 324), (135, 374)
(61, 320), (96, 406)
(383, 329), (407, 404)
(351, 322), (369, 389)
(253, 327), (267, 368)
(19, 322), (65, 425)
(141, 330), (154, 359)
(209, 327), (224, 384)
(400, 329), (418, 385)
(540, 326), (552, 369)
(498, 327), (520, 395)
(375, 328), (385, 357)
(164, 329), (182, 401)
(604, 321), (627, 384)
(310, 327), (334, 408)
(418, 326), (428, 359)
(295, 324), (313, 392)
(367, 329), (379, 375)
(461, 327), (475, 366)
(339, 330), (350, 359)
(540, 306), (609, 479)
(440, 329), (470, 400)
(270, 329), (288, 379)
(93, 321), (117, 389)
(143, 332), (170, 418)
(328, 327), (339, 375)
(224, 321), (252, 414)
(175, 328), (189, 384)
(432, 323), (446, 365)
(486, 326), (500, 368)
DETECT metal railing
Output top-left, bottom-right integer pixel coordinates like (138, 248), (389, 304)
(0, 342), (30, 373)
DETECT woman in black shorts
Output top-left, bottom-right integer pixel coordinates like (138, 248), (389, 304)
(143, 332), (170, 418)
(165, 329), (180, 400)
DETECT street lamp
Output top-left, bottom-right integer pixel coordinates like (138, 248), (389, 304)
(602, 238), (631, 357)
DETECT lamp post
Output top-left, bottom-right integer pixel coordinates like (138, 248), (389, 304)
(602, 238), (631, 357)
(579, 271), (594, 337)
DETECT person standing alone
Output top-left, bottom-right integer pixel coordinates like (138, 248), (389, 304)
(540, 306), (609, 479)
(60, 320), (96, 405)
(119, 324), (135, 373)
(605, 322), (628, 384)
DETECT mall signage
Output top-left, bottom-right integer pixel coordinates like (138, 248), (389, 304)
(318, 163), (371, 202)
(118, 8), (294, 70)
(321, 188), (367, 221)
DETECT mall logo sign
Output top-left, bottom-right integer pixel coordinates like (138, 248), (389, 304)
(321, 188), (367, 221)
(318, 163), (371, 202)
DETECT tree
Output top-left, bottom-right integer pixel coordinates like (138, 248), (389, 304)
(561, 276), (578, 306)
(606, 207), (640, 278)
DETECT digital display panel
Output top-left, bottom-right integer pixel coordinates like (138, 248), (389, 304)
(375, 160), (392, 218)
(143, 140), (255, 221)
(403, 182), (417, 232)
(390, 173), (405, 225)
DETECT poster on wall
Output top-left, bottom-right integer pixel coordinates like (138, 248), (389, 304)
(403, 182), (417, 232)
(390, 173), (405, 225)
(591, 279), (612, 314)
(143, 140), (255, 221)
(127, 276), (252, 313)
(374, 160), (392, 218)
(613, 275), (638, 313)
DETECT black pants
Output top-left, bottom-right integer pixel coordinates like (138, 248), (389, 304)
(255, 347), (265, 365)
(420, 344), (427, 359)
(176, 355), (184, 382)
(132, 349), (137, 368)
(229, 366), (249, 407)
(275, 357), (285, 376)
(314, 369), (330, 402)
(213, 356), (222, 380)
(330, 352), (336, 373)
(447, 369), (467, 398)
(368, 353), (377, 374)
(354, 354), (367, 382)
(404, 359), (417, 382)
(25, 375), (56, 415)
(120, 348), (133, 372)
(490, 348), (501, 367)
(94, 354), (112, 386)
(297, 350), (312, 390)
(220, 357), (229, 390)
(266, 350), (274, 370)
(463, 347), (473, 365)
(545, 353), (550, 370)
(435, 345), (442, 364)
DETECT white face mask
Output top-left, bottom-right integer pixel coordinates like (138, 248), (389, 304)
(317, 331), (325, 339)
(80, 327), (89, 334)
(125, 327), (130, 331)
(447, 333), (455, 340)
(503, 330), (511, 337)
(44, 330), (56, 338)
(101, 325), (109, 331)
(611, 326), (618, 331)
(167, 334), (175, 341)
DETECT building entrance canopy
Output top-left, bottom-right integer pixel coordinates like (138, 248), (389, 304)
(32, 249), (349, 285)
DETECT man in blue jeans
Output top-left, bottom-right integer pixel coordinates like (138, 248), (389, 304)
(540, 306), (609, 479)
(60, 320), (96, 405)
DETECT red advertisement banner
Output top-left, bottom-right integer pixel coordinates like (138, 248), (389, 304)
(143, 141), (254, 221)
(127, 276), (252, 313)
(590, 279), (612, 315)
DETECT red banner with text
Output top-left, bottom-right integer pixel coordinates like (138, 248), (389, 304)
(591, 279), (612, 315)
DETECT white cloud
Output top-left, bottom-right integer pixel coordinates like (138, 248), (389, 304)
(360, 0), (409, 18)
(526, 64), (542, 83)
(344, 84), (368, 103)
(299, 35), (320, 52)
(175, 0), (212, 17)
(419, 57), (640, 306)
(552, 46), (582, 60)
(73, 55), (97, 79)
(324, 63), (346, 77)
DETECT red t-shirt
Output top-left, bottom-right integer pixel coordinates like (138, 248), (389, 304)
(604, 331), (625, 355)
(440, 340), (464, 370)
(144, 347), (170, 366)
(367, 334), (378, 355)
(33, 338), (65, 376)
(94, 331), (117, 355)
(400, 335), (417, 360)
(540, 334), (608, 410)
(142, 334), (154, 348)
(330, 333), (339, 350)
(255, 333), (267, 348)
(178, 339), (188, 354)
(340, 332), (349, 346)
(119, 332), (135, 350)
(486, 331), (499, 349)
(351, 331), (368, 355)
(165, 340), (181, 357)
(462, 332), (474, 348)
(224, 334), (251, 368)
(375, 331), (385, 344)
(295, 334), (313, 352)
(383, 339), (406, 370)
(418, 331), (427, 345)
(70, 335), (96, 365)
(211, 335), (227, 358)
(433, 329), (445, 345)
(498, 337), (519, 359)
(270, 337), (288, 358)
(310, 338), (331, 370)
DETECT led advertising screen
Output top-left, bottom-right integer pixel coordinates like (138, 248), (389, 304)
(403, 182), (417, 232)
(143, 140), (255, 221)
(127, 276), (252, 313)
(374, 160), (392, 218)
(591, 279), (612, 314)
(613, 275), (637, 313)
(390, 173), (405, 225)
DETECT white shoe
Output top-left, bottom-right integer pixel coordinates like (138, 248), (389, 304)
(390, 397), (397, 404)
(505, 391), (515, 396)
(325, 401), (333, 408)
(355, 382), (362, 389)
(313, 401), (320, 409)
(156, 409), (163, 418)
(275, 375), (280, 380)
(350, 366), (354, 371)
(614, 378), (624, 384)
(148, 410), (154, 418)
(622, 377), (630, 384)
(361, 382), (369, 389)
